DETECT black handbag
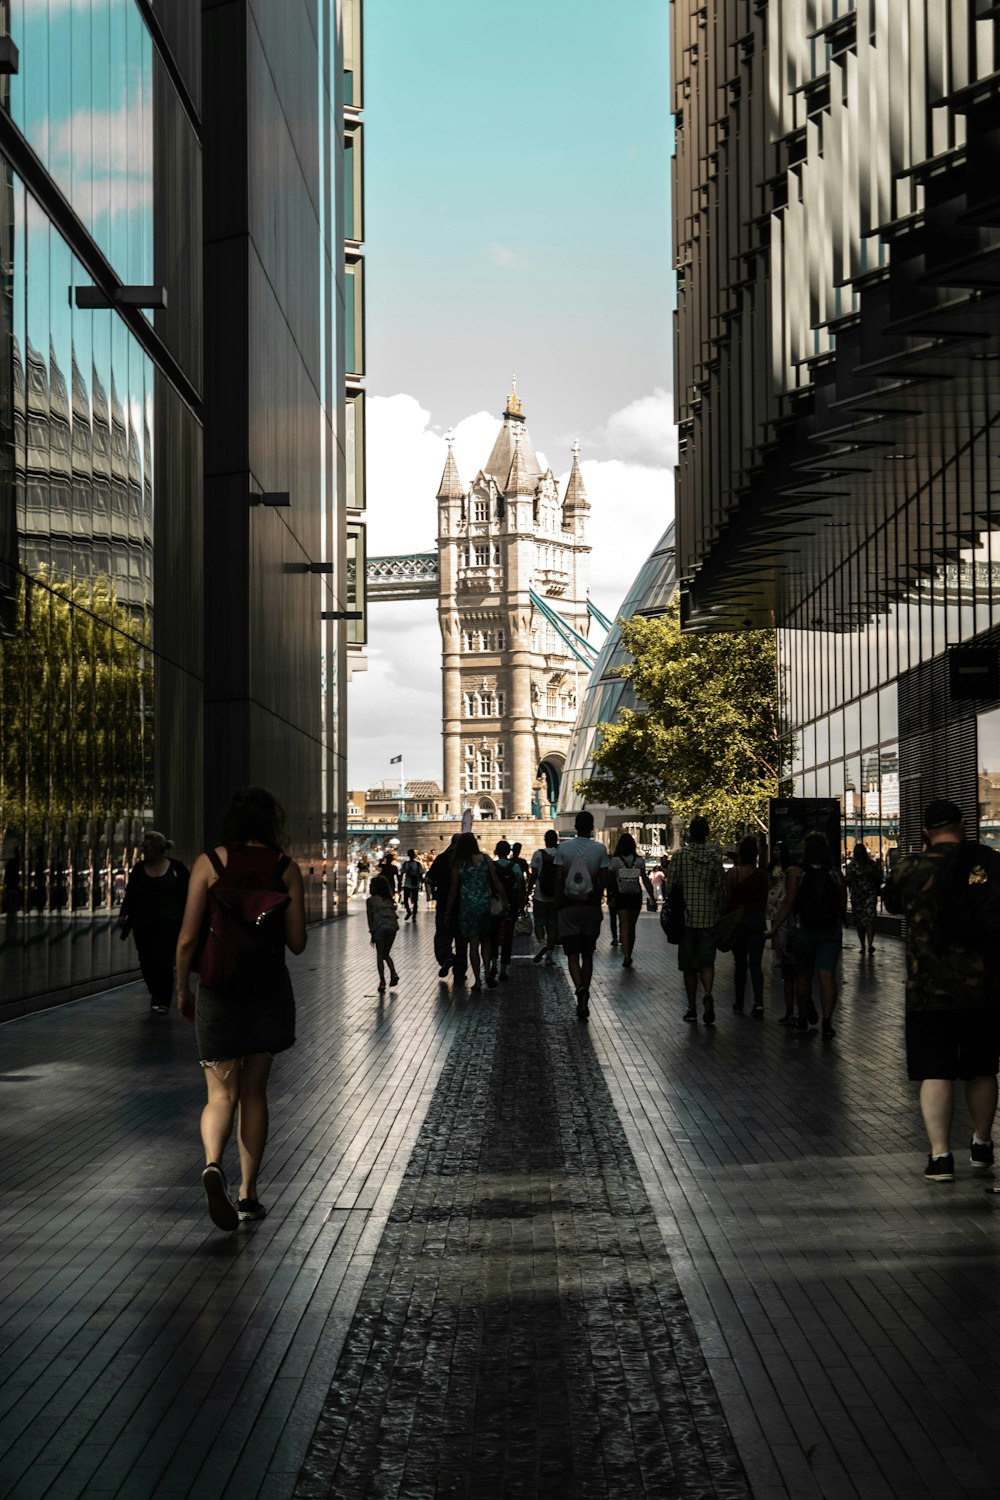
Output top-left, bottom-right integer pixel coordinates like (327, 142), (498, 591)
(659, 882), (685, 944)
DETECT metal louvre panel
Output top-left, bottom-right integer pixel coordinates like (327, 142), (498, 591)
(898, 649), (986, 848)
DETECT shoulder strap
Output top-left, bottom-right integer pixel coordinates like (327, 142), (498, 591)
(207, 849), (225, 879)
(277, 853), (291, 878)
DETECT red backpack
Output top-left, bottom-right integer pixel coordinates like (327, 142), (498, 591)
(197, 849), (291, 992)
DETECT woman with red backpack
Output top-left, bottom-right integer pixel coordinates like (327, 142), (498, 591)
(176, 787), (306, 1232)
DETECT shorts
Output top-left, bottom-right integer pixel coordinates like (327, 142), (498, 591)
(905, 1008), (1000, 1081)
(790, 925), (842, 974)
(533, 900), (557, 937)
(678, 927), (716, 973)
(614, 893), (643, 913)
(558, 903), (602, 955)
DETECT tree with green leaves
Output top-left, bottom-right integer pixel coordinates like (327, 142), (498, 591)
(575, 598), (787, 842)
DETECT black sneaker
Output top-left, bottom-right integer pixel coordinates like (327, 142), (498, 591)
(925, 1153), (955, 1182)
(533, 947), (547, 965)
(683, 1005), (697, 1023)
(238, 1198), (267, 1222)
(971, 1138), (995, 1170)
(821, 1020), (836, 1039)
(702, 996), (715, 1027)
(438, 964), (451, 978)
(575, 987), (589, 1019)
(202, 1163), (239, 1231)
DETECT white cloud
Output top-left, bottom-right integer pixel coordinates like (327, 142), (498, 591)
(365, 395), (500, 555)
(350, 390), (676, 788)
(348, 602), (443, 790)
(592, 386), (676, 467)
(565, 458), (673, 623)
(490, 243), (516, 267)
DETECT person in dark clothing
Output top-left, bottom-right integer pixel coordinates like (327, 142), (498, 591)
(118, 831), (189, 1014)
(883, 798), (1000, 1183)
(726, 835), (769, 1015)
(510, 842), (531, 915)
(426, 835), (468, 983)
(176, 787), (306, 1231)
(489, 840), (523, 981)
(378, 850), (400, 896)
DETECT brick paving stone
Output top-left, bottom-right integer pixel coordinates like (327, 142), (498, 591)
(294, 962), (751, 1499)
(3, 908), (1000, 1497)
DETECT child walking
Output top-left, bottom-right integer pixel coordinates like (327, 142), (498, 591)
(366, 875), (399, 992)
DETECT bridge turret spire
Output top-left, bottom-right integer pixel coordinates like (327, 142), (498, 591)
(562, 439), (589, 519)
(436, 432), (466, 501)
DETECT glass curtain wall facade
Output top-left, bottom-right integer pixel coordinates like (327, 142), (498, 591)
(0, 1), (355, 1016)
(672, 1), (1000, 865)
(0, 0), (202, 1016)
(201, 0), (350, 922)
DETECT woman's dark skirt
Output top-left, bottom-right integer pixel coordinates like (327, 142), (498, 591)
(195, 968), (295, 1061)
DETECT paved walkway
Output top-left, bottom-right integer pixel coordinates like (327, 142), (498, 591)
(2, 907), (1000, 1498)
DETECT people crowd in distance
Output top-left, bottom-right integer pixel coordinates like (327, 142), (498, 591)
(121, 780), (999, 1232)
(346, 797), (1000, 1189)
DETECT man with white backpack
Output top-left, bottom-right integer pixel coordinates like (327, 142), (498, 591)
(554, 809), (610, 1019)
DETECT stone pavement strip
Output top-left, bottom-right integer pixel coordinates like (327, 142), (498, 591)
(294, 961), (750, 1499)
(3, 907), (1000, 1497)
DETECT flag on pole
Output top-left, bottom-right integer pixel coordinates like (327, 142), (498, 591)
(389, 755), (402, 765)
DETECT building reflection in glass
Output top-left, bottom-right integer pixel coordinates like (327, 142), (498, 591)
(0, 170), (154, 1009)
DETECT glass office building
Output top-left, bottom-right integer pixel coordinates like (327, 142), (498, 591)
(0, 2), (357, 1017)
(672, 1), (1000, 865)
(558, 523), (677, 839)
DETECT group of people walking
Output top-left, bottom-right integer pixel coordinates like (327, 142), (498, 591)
(363, 812), (662, 1019)
(118, 783), (1000, 1234)
(663, 816), (888, 1039)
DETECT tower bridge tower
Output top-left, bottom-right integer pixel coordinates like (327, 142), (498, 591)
(436, 382), (591, 820)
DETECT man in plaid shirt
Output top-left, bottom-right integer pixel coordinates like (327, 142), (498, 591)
(665, 817), (727, 1026)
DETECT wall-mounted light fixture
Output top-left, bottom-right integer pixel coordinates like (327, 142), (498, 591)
(0, 37), (20, 73)
(307, 562), (334, 573)
(321, 611), (363, 620)
(250, 492), (291, 507)
(74, 285), (168, 310)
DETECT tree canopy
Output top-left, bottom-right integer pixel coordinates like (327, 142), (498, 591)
(575, 598), (786, 841)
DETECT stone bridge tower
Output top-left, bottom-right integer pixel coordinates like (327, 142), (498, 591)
(436, 383), (591, 820)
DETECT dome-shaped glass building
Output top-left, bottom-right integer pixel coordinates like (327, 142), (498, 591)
(558, 521), (677, 836)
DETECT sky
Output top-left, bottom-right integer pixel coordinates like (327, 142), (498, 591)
(348, 0), (675, 791)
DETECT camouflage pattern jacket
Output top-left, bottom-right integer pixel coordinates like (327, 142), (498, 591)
(883, 842), (1000, 1011)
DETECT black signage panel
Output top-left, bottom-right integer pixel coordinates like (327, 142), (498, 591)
(769, 798), (842, 867)
(949, 647), (1000, 702)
